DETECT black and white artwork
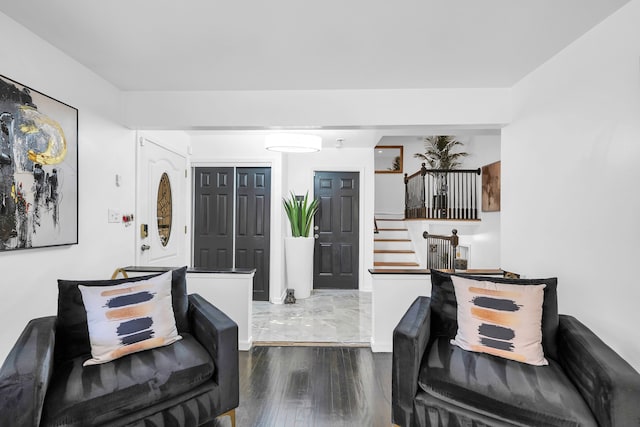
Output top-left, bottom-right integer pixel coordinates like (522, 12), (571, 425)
(0, 74), (78, 251)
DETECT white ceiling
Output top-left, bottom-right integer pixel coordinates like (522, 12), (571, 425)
(0, 1), (630, 91)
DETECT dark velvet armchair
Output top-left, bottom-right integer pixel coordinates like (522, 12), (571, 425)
(392, 270), (640, 427)
(0, 267), (239, 427)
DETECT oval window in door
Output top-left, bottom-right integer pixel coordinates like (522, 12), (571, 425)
(157, 172), (172, 247)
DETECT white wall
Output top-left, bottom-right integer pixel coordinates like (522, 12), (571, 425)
(123, 88), (511, 130)
(502, 0), (640, 370)
(0, 12), (137, 362)
(460, 134), (502, 269)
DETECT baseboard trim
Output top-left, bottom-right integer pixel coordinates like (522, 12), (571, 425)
(253, 341), (370, 348)
(370, 339), (392, 353)
(239, 338), (253, 351)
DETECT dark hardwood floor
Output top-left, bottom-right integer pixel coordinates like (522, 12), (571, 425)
(231, 346), (392, 427)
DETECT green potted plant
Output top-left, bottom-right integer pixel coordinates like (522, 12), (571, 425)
(414, 135), (468, 170)
(283, 191), (319, 237)
(282, 191), (319, 299)
(414, 135), (468, 217)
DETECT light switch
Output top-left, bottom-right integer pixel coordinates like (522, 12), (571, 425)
(108, 209), (121, 223)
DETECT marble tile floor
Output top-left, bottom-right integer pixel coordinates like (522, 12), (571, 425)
(252, 290), (372, 345)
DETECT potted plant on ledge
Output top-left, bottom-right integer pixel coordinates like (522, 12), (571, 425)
(283, 191), (319, 299)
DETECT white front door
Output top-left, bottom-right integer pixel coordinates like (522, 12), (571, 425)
(136, 136), (187, 267)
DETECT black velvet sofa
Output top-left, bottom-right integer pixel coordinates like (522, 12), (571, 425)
(0, 267), (239, 427)
(392, 270), (640, 427)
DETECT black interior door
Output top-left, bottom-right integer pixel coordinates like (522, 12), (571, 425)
(193, 166), (271, 301)
(193, 167), (234, 268)
(236, 167), (271, 301)
(313, 171), (359, 289)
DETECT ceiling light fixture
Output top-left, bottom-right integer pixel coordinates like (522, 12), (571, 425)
(264, 133), (322, 153)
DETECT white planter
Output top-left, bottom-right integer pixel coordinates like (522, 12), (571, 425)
(284, 237), (314, 299)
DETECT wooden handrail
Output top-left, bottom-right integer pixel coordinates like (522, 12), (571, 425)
(423, 229), (458, 246)
(424, 168), (481, 174)
(404, 163), (428, 182)
(423, 229), (459, 270)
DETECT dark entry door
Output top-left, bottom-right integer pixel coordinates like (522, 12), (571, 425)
(313, 171), (359, 289)
(192, 166), (271, 301)
(193, 167), (234, 268)
(236, 167), (271, 301)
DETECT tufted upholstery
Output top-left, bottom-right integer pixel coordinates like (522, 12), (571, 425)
(0, 270), (238, 427)
(41, 334), (215, 426)
(418, 337), (596, 426)
(392, 270), (640, 427)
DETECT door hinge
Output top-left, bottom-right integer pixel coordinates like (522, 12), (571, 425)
(185, 169), (188, 178)
(184, 225), (187, 234)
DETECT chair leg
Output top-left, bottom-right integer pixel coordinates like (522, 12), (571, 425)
(221, 409), (236, 427)
(110, 268), (129, 279)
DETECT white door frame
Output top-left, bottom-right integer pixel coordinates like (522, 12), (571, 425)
(136, 135), (188, 266)
(310, 165), (369, 292)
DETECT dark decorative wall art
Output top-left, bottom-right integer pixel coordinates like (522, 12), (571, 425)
(481, 160), (501, 212)
(0, 74), (78, 251)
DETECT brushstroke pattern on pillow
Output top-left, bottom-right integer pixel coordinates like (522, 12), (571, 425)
(79, 271), (181, 366)
(451, 275), (548, 366)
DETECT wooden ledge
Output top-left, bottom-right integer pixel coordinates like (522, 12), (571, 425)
(112, 266), (256, 279)
(368, 268), (505, 276)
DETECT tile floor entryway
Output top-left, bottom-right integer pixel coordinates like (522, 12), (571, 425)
(252, 290), (371, 345)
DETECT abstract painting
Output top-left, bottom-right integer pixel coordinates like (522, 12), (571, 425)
(0, 74), (78, 251)
(482, 160), (500, 212)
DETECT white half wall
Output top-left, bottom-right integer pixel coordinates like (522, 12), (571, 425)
(502, 0), (640, 371)
(187, 272), (255, 351)
(371, 273), (431, 352)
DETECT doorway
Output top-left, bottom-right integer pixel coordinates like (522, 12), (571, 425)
(313, 171), (360, 290)
(193, 166), (271, 301)
(136, 137), (188, 267)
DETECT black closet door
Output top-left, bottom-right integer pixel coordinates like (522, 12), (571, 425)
(236, 167), (271, 301)
(193, 167), (234, 268)
(193, 167), (271, 301)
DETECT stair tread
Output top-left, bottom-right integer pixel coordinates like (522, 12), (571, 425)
(374, 249), (415, 254)
(374, 261), (420, 267)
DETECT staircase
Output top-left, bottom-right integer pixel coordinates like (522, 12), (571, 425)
(374, 217), (420, 269)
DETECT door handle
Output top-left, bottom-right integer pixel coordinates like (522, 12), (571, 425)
(314, 234), (319, 239)
(314, 225), (319, 230)
(141, 244), (151, 251)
